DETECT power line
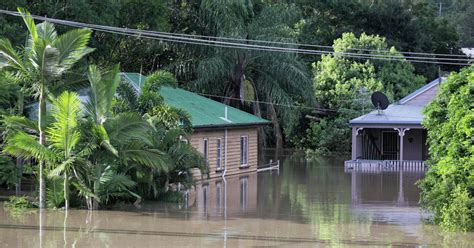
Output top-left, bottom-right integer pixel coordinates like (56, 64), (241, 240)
(42, 18), (474, 65)
(194, 92), (428, 120)
(114, 24), (470, 59)
(42, 16), (472, 64)
(196, 92), (323, 111)
(0, 9), (471, 66)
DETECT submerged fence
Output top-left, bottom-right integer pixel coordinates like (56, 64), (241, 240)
(257, 160), (280, 172)
(344, 160), (427, 172)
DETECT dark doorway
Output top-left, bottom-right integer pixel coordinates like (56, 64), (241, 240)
(382, 131), (399, 160)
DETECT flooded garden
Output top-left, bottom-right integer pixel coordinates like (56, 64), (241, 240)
(1, 152), (473, 247)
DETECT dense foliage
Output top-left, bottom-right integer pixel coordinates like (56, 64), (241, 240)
(419, 65), (474, 231)
(190, 1), (313, 151)
(0, 0), (466, 150)
(432, 0), (474, 47)
(0, 3), (472, 231)
(297, 0), (462, 78)
(0, 12), (206, 210)
(298, 33), (424, 154)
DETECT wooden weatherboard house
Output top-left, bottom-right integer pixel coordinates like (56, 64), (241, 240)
(347, 77), (444, 168)
(121, 73), (270, 179)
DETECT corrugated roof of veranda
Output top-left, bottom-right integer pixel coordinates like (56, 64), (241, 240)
(120, 72), (270, 129)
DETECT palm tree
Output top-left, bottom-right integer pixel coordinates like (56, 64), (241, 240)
(114, 70), (207, 198)
(79, 65), (170, 209)
(0, 8), (93, 208)
(4, 91), (85, 209)
(192, 2), (314, 151)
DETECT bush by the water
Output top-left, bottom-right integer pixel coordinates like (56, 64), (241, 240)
(4, 196), (33, 210)
(418, 65), (474, 231)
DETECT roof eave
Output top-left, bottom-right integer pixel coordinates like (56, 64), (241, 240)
(193, 121), (271, 130)
(350, 121), (423, 126)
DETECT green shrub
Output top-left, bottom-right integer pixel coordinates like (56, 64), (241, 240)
(0, 155), (17, 189)
(158, 191), (184, 203)
(47, 177), (65, 208)
(441, 186), (473, 232)
(4, 196), (33, 210)
(4, 196), (35, 218)
(419, 65), (474, 231)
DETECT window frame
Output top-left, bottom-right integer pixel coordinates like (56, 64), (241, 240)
(216, 138), (222, 170)
(203, 138), (208, 164)
(240, 136), (249, 167)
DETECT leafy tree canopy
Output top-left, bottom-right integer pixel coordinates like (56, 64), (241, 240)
(297, 0), (461, 79)
(299, 32), (424, 153)
(418, 65), (474, 231)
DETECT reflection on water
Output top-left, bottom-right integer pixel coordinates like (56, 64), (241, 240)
(1, 153), (473, 247)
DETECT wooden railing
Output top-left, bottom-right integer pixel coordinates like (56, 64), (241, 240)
(345, 160), (427, 172)
(361, 132), (382, 160)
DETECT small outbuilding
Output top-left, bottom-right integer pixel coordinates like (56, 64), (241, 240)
(121, 73), (270, 179)
(348, 77), (444, 165)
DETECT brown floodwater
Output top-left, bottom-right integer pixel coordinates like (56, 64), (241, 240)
(1, 153), (473, 247)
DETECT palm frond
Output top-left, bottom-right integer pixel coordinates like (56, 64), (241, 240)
(105, 112), (152, 145)
(98, 169), (138, 204)
(86, 64), (120, 124)
(17, 8), (38, 52)
(47, 91), (82, 156)
(72, 181), (99, 200)
(30, 39), (62, 79)
(53, 28), (93, 70)
(0, 39), (26, 72)
(48, 156), (74, 177)
(4, 131), (57, 162)
(36, 21), (58, 44)
(3, 115), (38, 134)
(120, 143), (170, 172)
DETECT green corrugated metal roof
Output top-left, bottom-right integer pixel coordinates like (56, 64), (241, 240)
(120, 72), (270, 128)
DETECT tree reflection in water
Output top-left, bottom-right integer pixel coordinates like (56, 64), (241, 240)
(1, 153), (474, 247)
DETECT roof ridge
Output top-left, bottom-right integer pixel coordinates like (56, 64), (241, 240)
(121, 73), (269, 128)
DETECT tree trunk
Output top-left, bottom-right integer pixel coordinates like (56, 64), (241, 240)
(86, 197), (92, 210)
(64, 176), (69, 210)
(38, 88), (46, 209)
(15, 158), (23, 196)
(268, 97), (283, 160)
(15, 92), (24, 196)
(92, 179), (99, 210)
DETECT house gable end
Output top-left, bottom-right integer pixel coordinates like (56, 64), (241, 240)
(398, 77), (443, 106)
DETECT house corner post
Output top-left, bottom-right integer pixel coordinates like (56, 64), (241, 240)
(351, 127), (357, 160)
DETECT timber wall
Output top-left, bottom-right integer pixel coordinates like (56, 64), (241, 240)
(190, 127), (258, 179)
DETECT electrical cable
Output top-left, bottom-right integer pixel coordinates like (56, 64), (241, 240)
(0, 9), (471, 66)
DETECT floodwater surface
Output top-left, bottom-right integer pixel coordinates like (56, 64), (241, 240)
(1, 153), (473, 247)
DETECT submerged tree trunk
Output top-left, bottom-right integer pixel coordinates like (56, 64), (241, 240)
(267, 97), (283, 160)
(64, 176), (69, 210)
(38, 88), (46, 209)
(92, 178), (100, 210)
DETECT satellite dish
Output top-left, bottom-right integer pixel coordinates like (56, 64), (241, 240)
(371, 92), (389, 111)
